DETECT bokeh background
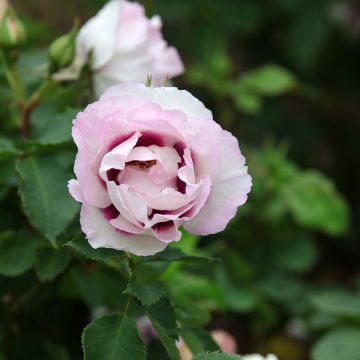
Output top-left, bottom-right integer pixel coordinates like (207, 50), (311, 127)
(2, 0), (360, 359)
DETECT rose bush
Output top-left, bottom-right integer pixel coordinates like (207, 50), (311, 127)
(55, 0), (184, 97)
(68, 82), (252, 256)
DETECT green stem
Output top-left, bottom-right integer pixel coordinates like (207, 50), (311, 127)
(0, 50), (25, 104)
(123, 295), (132, 315)
(20, 77), (54, 138)
(1, 50), (54, 138)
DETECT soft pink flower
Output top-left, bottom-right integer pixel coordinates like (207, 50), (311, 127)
(55, 0), (184, 97)
(0, 0), (8, 22)
(177, 329), (237, 359)
(68, 82), (252, 256)
(212, 330), (237, 354)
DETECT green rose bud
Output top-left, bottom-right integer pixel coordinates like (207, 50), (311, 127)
(0, 2), (26, 48)
(48, 22), (78, 70)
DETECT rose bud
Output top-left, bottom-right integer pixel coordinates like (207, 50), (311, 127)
(68, 83), (252, 256)
(53, 0), (184, 97)
(48, 22), (78, 71)
(0, 1), (26, 48)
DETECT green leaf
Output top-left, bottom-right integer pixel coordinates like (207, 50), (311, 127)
(232, 88), (262, 114)
(144, 297), (179, 359)
(143, 247), (218, 264)
(274, 234), (319, 273)
(67, 233), (121, 262)
(146, 297), (178, 339)
(149, 317), (180, 360)
(180, 328), (220, 356)
(38, 108), (79, 145)
(168, 271), (225, 310)
(192, 352), (242, 359)
(283, 171), (349, 236)
(0, 231), (38, 276)
(124, 281), (165, 306)
(16, 157), (79, 244)
(82, 314), (146, 360)
(240, 64), (296, 95)
(311, 328), (360, 360)
(35, 246), (70, 281)
(309, 290), (360, 321)
(0, 138), (21, 157)
(215, 267), (257, 312)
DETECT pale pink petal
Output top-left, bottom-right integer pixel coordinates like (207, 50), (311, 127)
(68, 179), (84, 203)
(116, 1), (148, 51)
(80, 204), (130, 250)
(126, 233), (167, 256)
(100, 84), (212, 120)
(148, 145), (181, 184)
(178, 148), (195, 185)
(152, 221), (182, 243)
(107, 182), (141, 226)
(126, 146), (155, 162)
(99, 131), (141, 181)
(153, 47), (184, 84)
(110, 214), (144, 234)
(185, 131), (252, 235)
(76, 0), (121, 70)
(118, 166), (176, 194)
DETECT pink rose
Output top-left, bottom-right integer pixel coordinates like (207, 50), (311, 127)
(0, 0), (8, 21)
(55, 0), (184, 97)
(177, 329), (237, 359)
(68, 83), (252, 256)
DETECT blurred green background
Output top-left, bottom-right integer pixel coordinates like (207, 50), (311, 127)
(2, 0), (360, 359)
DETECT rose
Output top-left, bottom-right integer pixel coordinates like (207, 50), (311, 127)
(177, 329), (237, 360)
(0, 0), (7, 21)
(55, 0), (184, 97)
(68, 82), (252, 256)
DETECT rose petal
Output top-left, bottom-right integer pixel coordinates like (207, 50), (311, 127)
(185, 131), (252, 235)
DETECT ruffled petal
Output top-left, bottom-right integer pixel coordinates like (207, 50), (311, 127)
(185, 131), (252, 235)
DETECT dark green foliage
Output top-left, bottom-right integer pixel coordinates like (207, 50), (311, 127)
(0, 0), (358, 358)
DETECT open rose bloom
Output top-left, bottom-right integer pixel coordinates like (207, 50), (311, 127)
(56, 0), (184, 97)
(68, 83), (252, 256)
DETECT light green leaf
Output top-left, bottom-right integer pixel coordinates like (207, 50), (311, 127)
(0, 231), (38, 276)
(35, 246), (70, 281)
(82, 314), (146, 360)
(283, 171), (349, 236)
(16, 157), (79, 244)
(124, 281), (165, 306)
(311, 328), (360, 360)
(232, 89), (261, 114)
(309, 290), (360, 321)
(240, 64), (296, 95)
(193, 351), (242, 359)
(38, 108), (79, 145)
